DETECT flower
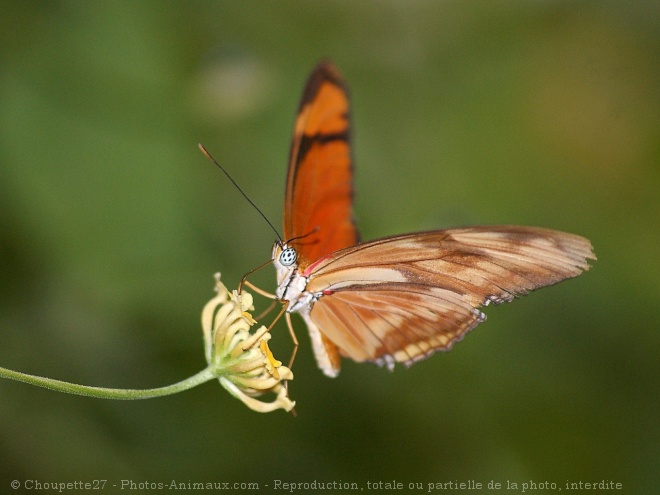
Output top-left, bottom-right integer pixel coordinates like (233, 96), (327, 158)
(201, 273), (295, 413)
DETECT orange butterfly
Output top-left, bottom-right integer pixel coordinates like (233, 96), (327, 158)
(270, 61), (595, 378)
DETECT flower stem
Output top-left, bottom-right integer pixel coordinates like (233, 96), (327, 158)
(0, 365), (218, 400)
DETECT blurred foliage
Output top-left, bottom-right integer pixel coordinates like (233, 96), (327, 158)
(0, 1), (658, 493)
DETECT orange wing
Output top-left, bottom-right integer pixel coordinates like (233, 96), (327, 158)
(284, 61), (358, 270)
(305, 226), (595, 369)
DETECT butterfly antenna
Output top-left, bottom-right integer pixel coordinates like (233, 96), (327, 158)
(286, 226), (320, 245)
(199, 144), (283, 243)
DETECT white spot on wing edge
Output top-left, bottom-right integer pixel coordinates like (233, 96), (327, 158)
(300, 311), (339, 378)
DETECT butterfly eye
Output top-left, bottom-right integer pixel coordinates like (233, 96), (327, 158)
(279, 247), (297, 266)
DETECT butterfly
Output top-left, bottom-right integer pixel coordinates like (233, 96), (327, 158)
(270, 61), (595, 378)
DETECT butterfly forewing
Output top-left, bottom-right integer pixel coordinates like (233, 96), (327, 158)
(304, 226), (594, 368)
(284, 61), (357, 269)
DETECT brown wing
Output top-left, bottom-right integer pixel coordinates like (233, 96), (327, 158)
(305, 226), (595, 369)
(284, 61), (358, 269)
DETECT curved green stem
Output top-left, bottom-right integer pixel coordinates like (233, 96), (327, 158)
(0, 365), (218, 400)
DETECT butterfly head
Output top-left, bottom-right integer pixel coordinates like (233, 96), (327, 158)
(279, 246), (297, 266)
(272, 241), (300, 293)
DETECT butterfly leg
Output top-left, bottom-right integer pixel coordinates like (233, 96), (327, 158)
(264, 301), (288, 333)
(258, 299), (299, 371)
(260, 300), (298, 372)
(266, 301), (299, 368)
(242, 279), (277, 299)
(254, 299), (277, 321)
(238, 258), (275, 295)
(240, 267), (299, 370)
(241, 279), (280, 320)
(285, 312), (299, 370)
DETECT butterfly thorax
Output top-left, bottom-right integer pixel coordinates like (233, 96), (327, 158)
(272, 241), (343, 377)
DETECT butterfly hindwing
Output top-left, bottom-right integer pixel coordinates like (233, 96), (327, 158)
(311, 285), (485, 369)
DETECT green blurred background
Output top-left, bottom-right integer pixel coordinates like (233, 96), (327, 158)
(1, 1), (658, 493)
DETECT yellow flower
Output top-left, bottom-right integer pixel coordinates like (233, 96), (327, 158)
(201, 273), (295, 413)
